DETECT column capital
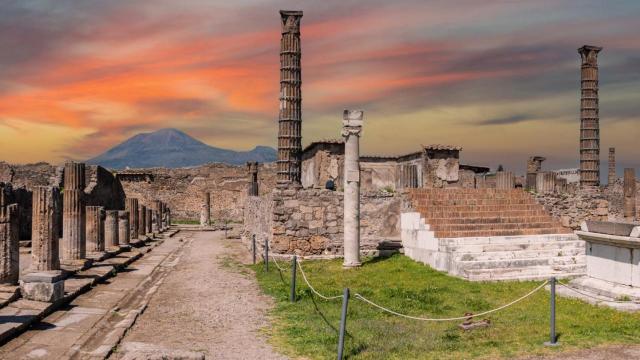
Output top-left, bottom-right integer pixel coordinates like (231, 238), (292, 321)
(280, 10), (303, 34)
(578, 45), (602, 66)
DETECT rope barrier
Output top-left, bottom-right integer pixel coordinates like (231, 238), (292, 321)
(296, 258), (343, 301)
(353, 280), (549, 322)
(557, 280), (639, 304)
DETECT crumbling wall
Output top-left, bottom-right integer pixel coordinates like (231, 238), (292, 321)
(242, 194), (273, 246)
(534, 188), (609, 229)
(85, 166), (126, 210)
(605, 178), (640, 221)
(0, 162), (60, 188)
(119, 163), (277, 222)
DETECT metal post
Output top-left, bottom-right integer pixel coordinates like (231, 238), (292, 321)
(544, 277), (558, 346)
(252, 235), (257, 265)
(337, 288), (350, 360)
(290, 255), (297, 302)
(264, 238), (269, 272)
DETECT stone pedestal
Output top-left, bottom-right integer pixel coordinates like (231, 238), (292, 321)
(624, 168), (636, 219)
(31, 186), (61, 271)
(125, 198), (139, 241)
(200, 192), (211, 227)
(105, 210), (119, 251)
(61, 162), (87, 266)
(118, 210), (130, 246)
(138, 205), (147, 240)
(20, 271), (65, 302)
(495, 171), (515, 190)
(342, 110), (363, 268)
(0, 203), (19, 284)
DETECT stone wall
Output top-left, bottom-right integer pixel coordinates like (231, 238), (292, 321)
(85, 166), (126, 210)
(242, 188), (402, 256)
(605, 178), (640, 221)
(118, 163), (277, 222)
(534, 188), (609, 229)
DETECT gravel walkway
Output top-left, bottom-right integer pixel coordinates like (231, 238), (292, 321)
(112, 231), (287, 359)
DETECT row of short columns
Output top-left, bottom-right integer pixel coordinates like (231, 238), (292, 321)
(0, 162), (172, 302)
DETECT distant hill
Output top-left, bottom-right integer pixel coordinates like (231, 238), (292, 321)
(87, 128), (276, 169)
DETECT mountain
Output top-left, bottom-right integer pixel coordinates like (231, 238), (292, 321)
(87, 128), (276, 169)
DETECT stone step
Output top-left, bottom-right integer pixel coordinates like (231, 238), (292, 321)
(462, 264), (586, 281)
(453, 247), (585, 262)
(445, 240), (584, 253)
(417, 204), (543, 212)
(426, 216), (554, 225)
(412, 199), (537, 206)
(422, 210), (551, 218)
(436, 228), (571, 238)
(433, 222), (560, 232)
(455, 255), (585, 271)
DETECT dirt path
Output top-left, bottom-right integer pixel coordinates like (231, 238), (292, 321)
(111, 231), (286, 360)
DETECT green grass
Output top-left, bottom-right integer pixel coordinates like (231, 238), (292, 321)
(252, 254), (640, 359)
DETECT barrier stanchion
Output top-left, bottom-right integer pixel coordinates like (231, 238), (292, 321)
(290, 255), (297, 302)
(264, 239), (269, 272)
(252, 235), (257, 265)
(337, 288), (350, 360)
(544, 277), (558, 346)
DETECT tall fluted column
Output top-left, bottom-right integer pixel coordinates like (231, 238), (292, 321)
(578, 45), (602, 187)
(105, 210), (119, 250)
(138, 205), (146, 239)
(153, 200), (162, 233)
(624, 168), (636, 219)
(277, 10), (303, 187)
(118, 211), (130, 245)
(342, 110), (364, 268)
(62, 162), (87, 265)
(0, 203), (19, 284)
(146, 208), (153, 235)
(31, 186), (61, 271)
(125, 198), (139, 241)
(495, 171), (515, 190)
(608, 147), (616, 186)
(200, 192), (211, 227)
(86, 206), (105, 254)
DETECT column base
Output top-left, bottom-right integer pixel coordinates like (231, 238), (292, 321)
(86, 251), (109, 262)
(342, 261), (362, 269)
(60, 259), (93, 272)
(20, 271), (65, 302)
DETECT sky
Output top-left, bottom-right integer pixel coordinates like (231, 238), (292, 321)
(0, 0), (638, 177)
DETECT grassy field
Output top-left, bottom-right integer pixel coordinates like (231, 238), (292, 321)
(252, 254), (640, 359)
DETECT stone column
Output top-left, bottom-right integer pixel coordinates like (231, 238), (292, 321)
(624, 168), (636, 219)
(0, 203), (19, 284)
(118, 210), (130, 245)
(536, 172), (557, 194)
(200, 192), (211, 227)
(526, 156), (545, 190)
(277, 10), (304, 187)
(555, 178), (568, 193)
(167, 208), (171, 228)
(578, 45), (602, 187)
(31, 186), (60, 271)
(138, 205), (146, 239)
(146, 208), (153, 235)
(608, 147), (616, 186)
(247, 162), (259, 196)
(125, 198), (139, 241)
(86, 206), (105, 255)
(153, 200), (162, 233)
(495, 171), (515, 190)
(105, 210), (119, 250)
(342, 110), (363, 268)
(61, 162), (87, 266)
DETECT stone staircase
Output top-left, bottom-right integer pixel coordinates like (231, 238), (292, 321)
(402, 188), (585, 281)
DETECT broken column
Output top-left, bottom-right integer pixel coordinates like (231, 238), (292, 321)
(118, 210), (130, 246)
(146, 208), (153, 235)
(495, 171), (515, 190)
(536, 172), (557, 194)
(200, 192), (211, 227)
(23, 186), (64, 302)
(578, 45), (603, 187)
(125, 198), (139, 242)
(624, 168), (636, 219)
(86, 206), (105, 257)
(342, 110), (363, 268)
(0, 202), (19, 285)
(277, 10), (304, 187)
(105, 210), (119, 251)
(61, 162), (88, 267)
(608, 147), (616, 185)
(526, 156), (545, 190)
(247, 162), (259, 196)
(138, 204), (146, 240)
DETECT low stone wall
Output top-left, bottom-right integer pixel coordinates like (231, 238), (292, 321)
(242, 188), (402, 256)
(534, 188), (609, 229)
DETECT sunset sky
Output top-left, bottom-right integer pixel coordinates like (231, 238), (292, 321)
(0, 0), (638, 176)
